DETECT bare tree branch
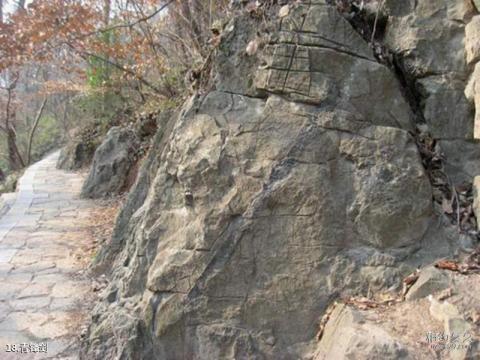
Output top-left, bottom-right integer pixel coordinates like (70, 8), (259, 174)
(74, 47), (163, 95)
(92, 0), (174, 36)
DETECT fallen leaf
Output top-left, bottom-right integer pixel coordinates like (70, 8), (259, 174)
(279, 5), (290, 18)
(209, 35), (221, 48)
(465, 263), (480, 272)
(468, 310), (480, 324)
(435, 259), (459, 272)
(316, 302), (338, 341)
(246, 38), (259, 56)
(442, 197), (453, 214)
(436, 288), (453, 301)
(345, 296), (378, 310)
(403, 271), (419, 286)
(377, 292), (396, 302)
(245, 1), (258, 13)
(455, 183), (470, 194)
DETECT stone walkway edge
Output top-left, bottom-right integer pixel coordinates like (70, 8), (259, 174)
(0, 151), (95, 360)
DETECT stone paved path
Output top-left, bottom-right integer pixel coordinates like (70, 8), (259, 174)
(0, 151), (95, 359)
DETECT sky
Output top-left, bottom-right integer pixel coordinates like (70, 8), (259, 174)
(3, 0), (33, 16)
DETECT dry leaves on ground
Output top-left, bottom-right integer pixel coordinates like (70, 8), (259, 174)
(316, 301), (339, 341)
(416, 130), (478, 236)
(86, 197), (123, 256)
(434, 248), (480, 274)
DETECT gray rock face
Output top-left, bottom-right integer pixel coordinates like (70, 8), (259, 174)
(384, 0), (473, 75)
(255, 3), (412, 130)
(81, 127), (138, 198)
(314, 304), (410, 359)
(405, 266), (451, 300)
(93, 111), (176, 270)
(81, 1), (472, 359)
(466, 16), (480, 66)
(86, 95), (432, 359)
(417, 76), (473, 139)
(57, 141), (96, 171)
(438, 139), (480, 184)
(384, 0), (480, 181)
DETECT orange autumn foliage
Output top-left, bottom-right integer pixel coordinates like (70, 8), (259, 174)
(0, 0), (170, 94)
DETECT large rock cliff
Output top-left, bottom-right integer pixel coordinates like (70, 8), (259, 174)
(82, 1), (480, 359)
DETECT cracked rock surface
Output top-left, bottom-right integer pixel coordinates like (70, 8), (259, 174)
(384, 0), (480, 182)
(82, 1), (480, 359)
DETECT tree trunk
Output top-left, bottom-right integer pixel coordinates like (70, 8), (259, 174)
(3, 75), (23, 170)
(7, 126), (24, 171)
(60, 99), (71, 141)
(178, 1), (204, 56)
(103, 0), (111, 26)
(27, 97), (47, 165)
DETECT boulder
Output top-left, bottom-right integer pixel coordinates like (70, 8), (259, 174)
(405, 266), (451, 300)
(465, 16), (480, 66)
(428, 296), (475, 360)
(465, 63), (480, 139)
(383, 0), (480, 183)
(438, 139), (480, 183)
(384, 0), (471, 77)
(81, 127), (138, 199)
(417, 76), (473, 139)
(80, 2), (474, 359)
(57, 141), (96, 171)
(82, 91), (434, 358)
(314, 304), (410, 359)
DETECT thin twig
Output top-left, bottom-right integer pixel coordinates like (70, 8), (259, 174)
(97, 1), (174, 35)
(64, 42), (164, 95)
(370, 0), (386, 44)
(446, 173), (461, 231)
